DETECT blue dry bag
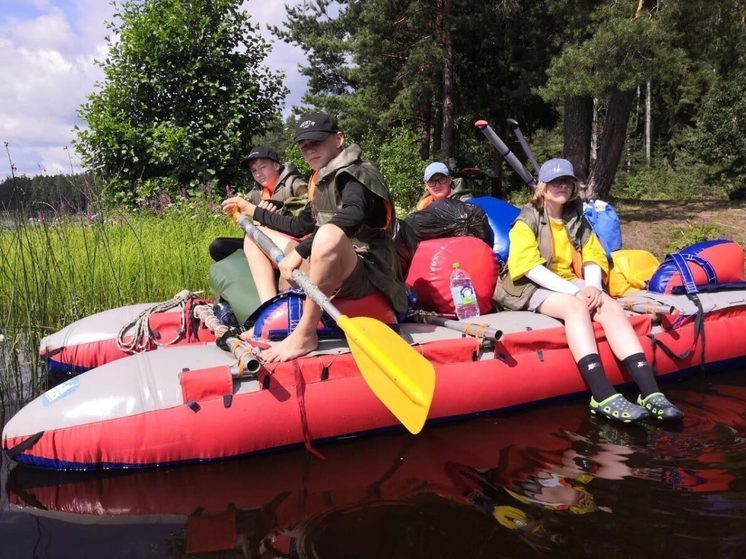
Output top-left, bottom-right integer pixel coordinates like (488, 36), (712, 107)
(583, 200), (622, 259)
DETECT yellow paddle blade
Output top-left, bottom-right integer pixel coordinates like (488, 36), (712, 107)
(337, 315), (435, 434)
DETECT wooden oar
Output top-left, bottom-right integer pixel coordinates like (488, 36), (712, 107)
(235, 215), (435, 434)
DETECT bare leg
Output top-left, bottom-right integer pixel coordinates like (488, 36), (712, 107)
(260, 224), (360, 362)
(591, 294), (644, 360)
(537, 293), (598, 361)
(243, 227), (298, 303)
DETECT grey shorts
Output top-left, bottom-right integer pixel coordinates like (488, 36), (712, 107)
(527, 279), (586, 312)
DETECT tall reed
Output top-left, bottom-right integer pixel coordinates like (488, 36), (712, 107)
(0, 199), (236, 413)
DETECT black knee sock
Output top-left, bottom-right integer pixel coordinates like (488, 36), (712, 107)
(622, 352), (660, 398)
(577, 353), (616, 401)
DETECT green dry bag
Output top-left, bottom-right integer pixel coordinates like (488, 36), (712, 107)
(209, 249), (260, 325)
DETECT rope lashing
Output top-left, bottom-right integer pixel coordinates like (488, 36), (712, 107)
(116, 289), (198, 353)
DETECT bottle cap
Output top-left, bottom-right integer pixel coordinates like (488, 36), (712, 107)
(452, 262), (460, 269)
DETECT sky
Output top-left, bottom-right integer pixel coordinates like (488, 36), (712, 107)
(0, 0), (309, 178)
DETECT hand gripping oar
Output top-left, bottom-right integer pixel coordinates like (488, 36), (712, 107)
(475, 119), (537, 188)
(235, 215), (435, 434)
(506, 118), (540, 179)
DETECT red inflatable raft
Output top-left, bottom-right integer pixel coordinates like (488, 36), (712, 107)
(3, 287), (746, 470)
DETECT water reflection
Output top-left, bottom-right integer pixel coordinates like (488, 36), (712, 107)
(2, 370), (746, 558)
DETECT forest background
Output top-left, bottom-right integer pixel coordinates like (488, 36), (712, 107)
(2, 0), (745, 212)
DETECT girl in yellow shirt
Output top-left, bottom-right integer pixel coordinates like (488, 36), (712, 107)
(504, 158), (682, 424)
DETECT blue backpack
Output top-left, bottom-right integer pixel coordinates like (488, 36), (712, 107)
(583, 200), (622, 259)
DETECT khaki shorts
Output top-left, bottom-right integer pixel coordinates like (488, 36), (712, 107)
(528, 279), (586, 311)
(334, 255), (378, 300)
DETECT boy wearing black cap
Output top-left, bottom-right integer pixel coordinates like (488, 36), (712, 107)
(223, 113), (407, 362)
(211, 146), (308, 261)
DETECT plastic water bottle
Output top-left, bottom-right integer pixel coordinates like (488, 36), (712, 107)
(449, 262), (480, 320)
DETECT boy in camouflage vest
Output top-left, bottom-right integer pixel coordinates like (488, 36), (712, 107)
(223, 113), (406, 362)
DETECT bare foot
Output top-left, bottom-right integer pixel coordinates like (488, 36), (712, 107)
(260, 328), (319, 362)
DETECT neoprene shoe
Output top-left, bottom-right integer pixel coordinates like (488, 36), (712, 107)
(590, 393), (650, 423)
(637, 392), (684, 421)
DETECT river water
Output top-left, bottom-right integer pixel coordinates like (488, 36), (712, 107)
(1, 365), (745, 558)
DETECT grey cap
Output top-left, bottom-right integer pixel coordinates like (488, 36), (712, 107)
(424, 161), (449, 181)
(538, 158), (578, 183)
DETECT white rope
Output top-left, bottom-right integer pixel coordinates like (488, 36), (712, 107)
(116, 289), (200, 353)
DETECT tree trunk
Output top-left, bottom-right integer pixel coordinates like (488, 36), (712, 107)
(490, 154), (504, 198)
(432, 102), (442, 157)
(419, 100), (432, 161)
(588, 89), (636, 200)
(591, 97), (599, 167)
(562, 95), (593, 180)
(439, 0), (455, 160)
(645, 79), (652, 166)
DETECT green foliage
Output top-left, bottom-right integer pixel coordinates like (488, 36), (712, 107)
(691, 66), (746, 189)
(0, 202), (235, 403)
(363, 128), (424, 213)
(616, 160), (710, 201)
(666, 215), (725, 254)
(282, 143), (313, 178)
(541, 6), (686, 101)
(275, 0), (559, 162)
(74, 0), (286, 197)
(0, 173), (98, 212)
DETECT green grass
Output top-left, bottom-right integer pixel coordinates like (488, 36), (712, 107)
(0, 203), (237, 411)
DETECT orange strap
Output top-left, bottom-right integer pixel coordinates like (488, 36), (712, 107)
(261, 175), (280, 200)
(570, 243), (584, 279)
(293, 360), (325, 459)
(415, 194), (434, 211)
(307, 171), (319, 201)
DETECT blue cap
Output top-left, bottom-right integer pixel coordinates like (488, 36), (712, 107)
(538, 158), (578, 183)
(424, 161), (449, 181)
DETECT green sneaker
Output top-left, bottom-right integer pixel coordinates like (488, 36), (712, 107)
(590, 393), (650, 423)
(637, 392), (684, 421)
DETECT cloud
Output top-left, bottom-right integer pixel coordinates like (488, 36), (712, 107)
(1, 0), (309, 178)
(244, 1), (309, 113)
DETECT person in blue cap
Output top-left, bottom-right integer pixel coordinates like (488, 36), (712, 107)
(494, 158), (683, 423)
(414, 161), (472, 211)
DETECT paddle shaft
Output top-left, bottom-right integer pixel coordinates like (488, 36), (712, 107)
(411, 312), (502, 341)
(619, 301), (675, 317)
(506, 118), (540, 178)
(236, 215), (341, 320)
(236, 215), (433, 414)
(192, 303), (262, 376)
(475, 119), (537, 188)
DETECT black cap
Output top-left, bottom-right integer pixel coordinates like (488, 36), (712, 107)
(247, 146), (280, 163)
(294, 112), (340, 143)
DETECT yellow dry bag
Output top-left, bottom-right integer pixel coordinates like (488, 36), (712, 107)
(608, 249), (660, 297)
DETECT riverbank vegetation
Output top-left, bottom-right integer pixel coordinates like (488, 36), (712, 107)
(0, 194), (235, 412)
